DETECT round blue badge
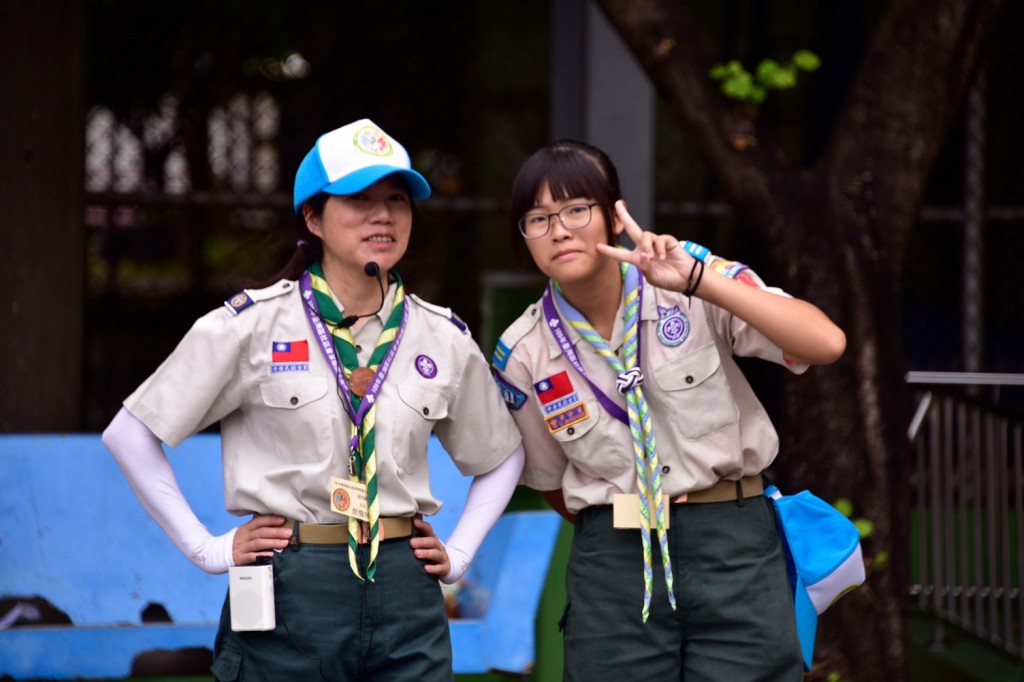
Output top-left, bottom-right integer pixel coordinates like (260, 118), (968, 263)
(656, 305), (690, 347)
(415, 354), (437, 379)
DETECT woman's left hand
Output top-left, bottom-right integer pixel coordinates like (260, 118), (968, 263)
(411, 517), (451, 577)
(232, 514), (293, 566)
(596, 200), (697, 294)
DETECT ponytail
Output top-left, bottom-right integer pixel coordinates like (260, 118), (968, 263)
(254, 195), (327, 287)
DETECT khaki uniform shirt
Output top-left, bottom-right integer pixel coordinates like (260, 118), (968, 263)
(492, 275), (807, 514)
(125, 278), (521, 522)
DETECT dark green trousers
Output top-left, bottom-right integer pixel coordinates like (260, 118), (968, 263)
(211, 536), (452, 681)
(563, 497), (802, 682)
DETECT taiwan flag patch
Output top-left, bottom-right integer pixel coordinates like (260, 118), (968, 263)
(534, 371), (573, 405)
(534, 370), (581, 415)
(271, 340), (310, 373)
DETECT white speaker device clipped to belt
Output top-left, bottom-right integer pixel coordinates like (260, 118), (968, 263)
(228, 564), (276, 631)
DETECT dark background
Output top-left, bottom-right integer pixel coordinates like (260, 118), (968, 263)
(0, 0), (1020, 426)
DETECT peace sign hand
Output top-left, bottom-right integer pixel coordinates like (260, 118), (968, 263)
(595, 201), (698, 294)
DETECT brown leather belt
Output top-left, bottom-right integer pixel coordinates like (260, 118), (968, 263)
(289, 517), (413, 545)
(673, 475), (763, 504)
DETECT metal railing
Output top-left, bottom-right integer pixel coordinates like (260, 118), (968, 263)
(907, 371), (1024, 660)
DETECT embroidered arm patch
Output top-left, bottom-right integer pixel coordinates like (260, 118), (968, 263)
(492, 369), (527, 411)
(708, 258), (766, 289)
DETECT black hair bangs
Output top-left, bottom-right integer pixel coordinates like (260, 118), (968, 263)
(510, 145), (616, 227)
(507, 140), (623, 264)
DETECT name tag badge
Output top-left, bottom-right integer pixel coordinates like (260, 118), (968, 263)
(329, 476), (368, 521)
(612, 493), (671, 529)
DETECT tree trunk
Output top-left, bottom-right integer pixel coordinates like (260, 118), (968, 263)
(595, 0), (1008, 679)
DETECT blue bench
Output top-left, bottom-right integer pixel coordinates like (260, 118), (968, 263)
(0, 433), (561, 680)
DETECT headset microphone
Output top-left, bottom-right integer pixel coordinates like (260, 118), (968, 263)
(337, 262), (386, 328)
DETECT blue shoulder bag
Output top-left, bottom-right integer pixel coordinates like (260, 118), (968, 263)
(765, 483), (865, 671)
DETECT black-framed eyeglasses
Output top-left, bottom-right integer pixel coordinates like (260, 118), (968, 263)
(518, 203), (598, 239)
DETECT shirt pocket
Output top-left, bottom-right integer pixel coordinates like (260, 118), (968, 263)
(257, 374), (333, 463)
(546, 397), (630, 480)
(650, 341), (739, 440)
(392, 383), (449, 474)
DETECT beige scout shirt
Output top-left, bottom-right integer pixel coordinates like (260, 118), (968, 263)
(125, 278), (521, 523)
(493, 276), (808, 514)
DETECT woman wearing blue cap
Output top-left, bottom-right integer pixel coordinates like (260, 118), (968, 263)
(490, 140), (846, 680)
(102, 119), (525, 680)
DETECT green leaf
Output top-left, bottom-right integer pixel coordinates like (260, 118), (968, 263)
(721, 79), (746, 100)
(834, 498), (854, 518)
(709, 64), (730, 80)
(776, 66), (798, 89)
(755, 59), (781, 82)
(725, 59), (744, 76)
(722, 71), (757, 101)
(792, 49), (822, 72)
(827, 672), (842, 682)
(875, 551), (889, 567)
(853, 518), (875, 538)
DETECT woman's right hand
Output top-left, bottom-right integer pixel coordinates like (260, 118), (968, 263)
(232, 514), (293, 566)
(596, 200), (696, 293)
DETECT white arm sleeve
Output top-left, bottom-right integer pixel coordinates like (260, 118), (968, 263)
(441, 443), (525, 585)
(101, 407), (236, 574)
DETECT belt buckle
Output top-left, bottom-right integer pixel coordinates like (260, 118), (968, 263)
(612, 494), (672, 529)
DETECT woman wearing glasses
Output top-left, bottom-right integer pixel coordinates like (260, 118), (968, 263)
(490, 139), (845, 680)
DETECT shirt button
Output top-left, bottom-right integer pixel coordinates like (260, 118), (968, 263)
(356, 345), (363, 353)
(662, 465), (670, 474)
(290, 396), (299, 405)
(685, 375), (694, 384)
(423, 407), (430, 415)
(567, 427), (575, 435)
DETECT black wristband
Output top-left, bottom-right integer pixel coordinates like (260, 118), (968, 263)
(683, 258), (705, 302)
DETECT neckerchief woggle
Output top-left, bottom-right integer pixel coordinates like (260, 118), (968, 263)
(542, 260), (677, 621)
(299, 267), (408, 581)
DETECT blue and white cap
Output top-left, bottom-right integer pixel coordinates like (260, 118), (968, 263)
(293, 118), (431, 213)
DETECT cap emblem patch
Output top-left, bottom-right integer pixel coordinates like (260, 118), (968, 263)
(353, 125), (393, 156)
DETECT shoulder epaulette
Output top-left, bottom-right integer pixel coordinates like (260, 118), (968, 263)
(223, 279), (295, 316)
(409, 293), (470, 334)
(491, 303), (541, 371)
